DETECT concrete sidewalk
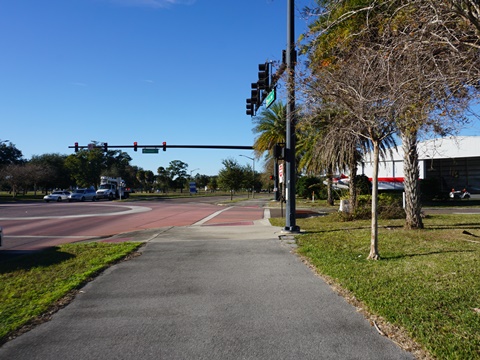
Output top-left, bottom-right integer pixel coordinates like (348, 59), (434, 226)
(0, 220), (414, 360)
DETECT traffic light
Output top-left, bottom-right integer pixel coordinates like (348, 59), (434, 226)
(162, 142), (167, 151)
(251, 82), (259, 105)
(273, 144), (285, 159)
(74, 142), (79, 152)
(134, 142), (137, 151)
(251, 82), (262, 111)
(269, 175), (275, 180)
(246, 98), (254, 116)
(258, 62), (270, 91)
(104, 142), (108, 152)
(245, 62), (271, 117)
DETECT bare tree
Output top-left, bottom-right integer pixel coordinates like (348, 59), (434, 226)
(3, 164), (30, 197)
(301, 0), (480, 238)
(443, 0), (480, 37)
(381, 0), (479, 228)
(24, 163), (53, 195)
(304, 40), (398, 259)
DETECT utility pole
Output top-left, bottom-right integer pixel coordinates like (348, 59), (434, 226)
(285, 0), (300, 232)
(242, 0), (299, 231)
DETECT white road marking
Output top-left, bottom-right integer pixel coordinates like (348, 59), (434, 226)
(192, 206), (233, 226)
(0, 204), (151, 220)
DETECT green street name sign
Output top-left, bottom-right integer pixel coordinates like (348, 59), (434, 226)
(266, 88), (276, 108)
(142, 148), (159, 154)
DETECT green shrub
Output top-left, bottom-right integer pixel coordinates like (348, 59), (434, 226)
(354, 174), (371, 195)
(351, 193), (405, 220)
(296, 175), (347, 201)
(296, 176), (324, 199)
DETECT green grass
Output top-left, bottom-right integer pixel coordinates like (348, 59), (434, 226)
(271, 214), (480, 359)
(0, 242), (142, 344)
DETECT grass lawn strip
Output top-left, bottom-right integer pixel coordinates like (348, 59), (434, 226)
(271, 214), (480, 360)
(0, 242), (142, 345)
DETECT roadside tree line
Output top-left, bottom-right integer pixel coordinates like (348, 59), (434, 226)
(0, 140), (275, 196)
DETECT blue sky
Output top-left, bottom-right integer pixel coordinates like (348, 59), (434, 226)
(2, 0), (479, 177)
(0, 0), (312, 176)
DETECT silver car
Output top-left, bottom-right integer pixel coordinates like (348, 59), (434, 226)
(68, 188), (97, 202)
(43, 191), (71, 202)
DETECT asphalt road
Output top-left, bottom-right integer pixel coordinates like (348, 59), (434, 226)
(0, 220), (414, 360)
(0, 196), (267, 253)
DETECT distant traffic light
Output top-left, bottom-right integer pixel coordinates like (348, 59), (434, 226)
(75, 142), (79, 152)
(269, 175), (275, 180)
(134, 142), (137, 151)
(104, 142), (108, 152)
(162, 142), (167, 151)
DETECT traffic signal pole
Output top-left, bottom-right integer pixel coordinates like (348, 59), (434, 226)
(284, 0), (300, 233)
(70, 144), (253, 151)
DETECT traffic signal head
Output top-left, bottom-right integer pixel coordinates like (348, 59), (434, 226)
(258, 62), (270, 91)
(251, 83), (258, 102)
(162, 142), (167, 151)
(74, 142), (79, 152)
(104, 142), (108, 152)
(134, 142), (137, 151)
(251, 82), (261, 110)
(246, 98), (254, 116)
(273, 144), (285, 159)
(269, 175), (275, 180)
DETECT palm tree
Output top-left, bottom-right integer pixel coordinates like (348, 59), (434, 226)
(298, 109), (366, 209)
(296, 111), (336, 205)
(252, 101), (286, 165)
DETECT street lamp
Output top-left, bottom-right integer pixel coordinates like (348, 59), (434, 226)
(239, 154), (255, 199)
(190, 168), (199, 178)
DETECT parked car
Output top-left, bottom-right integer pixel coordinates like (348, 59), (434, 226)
(43, 191), (71, 202)
(68, 188), (97, 202)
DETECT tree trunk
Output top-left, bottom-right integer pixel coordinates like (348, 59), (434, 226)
(368, 142), (380, 260)
(348, 161), (358, 214)
(402, 131), (424, 229)
(327, 166), (334, 206)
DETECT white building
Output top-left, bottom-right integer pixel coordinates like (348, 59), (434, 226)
(360, 136), (480, 193)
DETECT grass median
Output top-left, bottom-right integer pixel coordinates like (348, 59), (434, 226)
(0, 242), (142, 345)
(272, 213), (480, 359)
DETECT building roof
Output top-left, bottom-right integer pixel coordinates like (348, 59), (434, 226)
(375, 136), (480, 162)
(418, 136), (480, 160)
